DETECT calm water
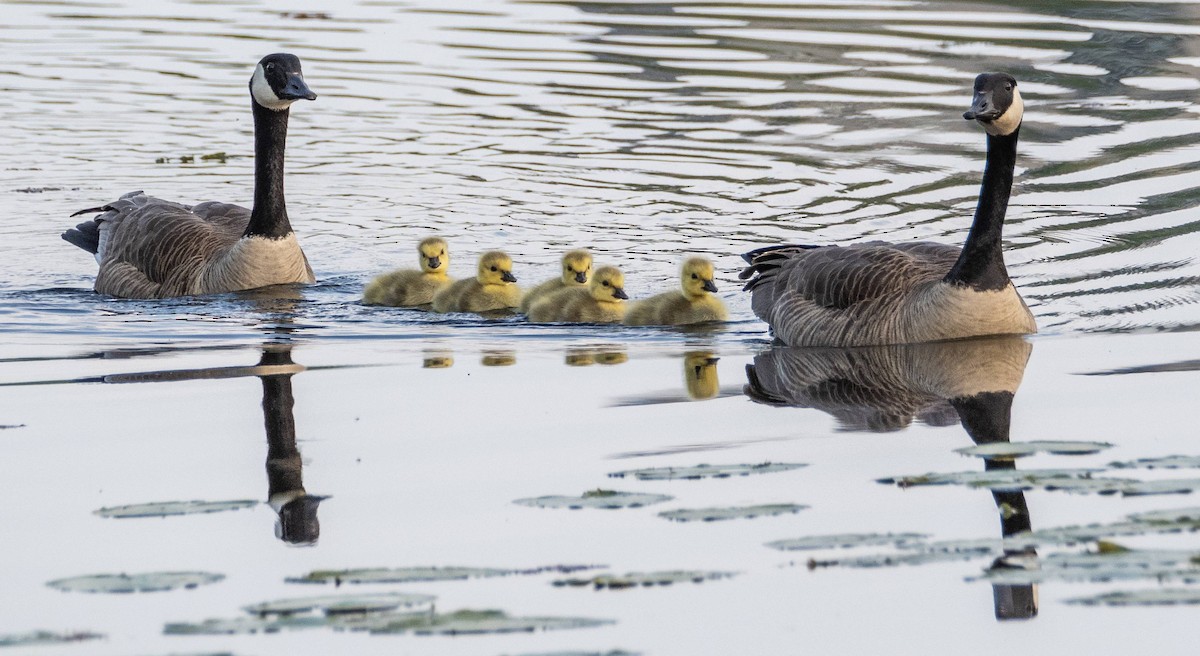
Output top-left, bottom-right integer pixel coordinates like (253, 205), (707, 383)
(2, 0), (1200, 653)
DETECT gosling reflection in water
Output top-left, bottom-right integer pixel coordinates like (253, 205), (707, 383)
(565, 345), (628, 367)
(745, 335), (1038, 620)
(608, 350), (740, 406)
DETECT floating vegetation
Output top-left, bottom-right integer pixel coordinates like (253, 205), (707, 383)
(766, 532), (927, 552)
(1066, 588), (1200, 607)
(552, 570), (737, 589)
(1128, 507), (1200, 524)
(244, 592), (434, 617)
(514, 490), (673, 510)
(341, 609), (614, 635)
(608, 462), (807, 481)
(974, 544), (1200, 585)
(47, 571), (224, 594)
(287, 564), (600, 586)
(0, 630), (103, 647)
(806, 550), (979, 569)
(0, 423), (25, 430)
(165, 615), (330, 636)
(877, 468), (1103, 491)
(954, 440), (1113, 459)
(94, 499), (258, 519)
(659, 503), (808, 523)
(1109, 455), (1200, 470)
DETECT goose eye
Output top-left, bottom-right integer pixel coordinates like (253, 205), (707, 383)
(265, 62), (275, 72)
(1005, 84), (1012, 91)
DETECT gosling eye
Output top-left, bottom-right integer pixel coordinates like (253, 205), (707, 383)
(490, 266), (497, 271)
(691, 273), (698, 279)
(602, 280), (610, 287)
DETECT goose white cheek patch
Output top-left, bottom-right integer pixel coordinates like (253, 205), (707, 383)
(982, 87), (1024, 136)
(250, 64), (295, 111)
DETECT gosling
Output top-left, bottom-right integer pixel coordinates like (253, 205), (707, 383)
(363, 237), (452, 307)
(624, 257), (728, 326)
(519, 249), (593, 313)
(431, 250), (521, 314)
(527, 265), (628, 323)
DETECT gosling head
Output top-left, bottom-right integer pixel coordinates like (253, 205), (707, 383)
(476, 251), (517, 286)
(963, 72), (1021, 137)
(250, 53), (317, 112)
(561, 249), (593, 286)
(590, 266), (628, 302)
(680, 257), (719, 299)
(418, 237), (449, 274)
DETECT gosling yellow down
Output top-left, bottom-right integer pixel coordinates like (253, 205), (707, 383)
(363, 237), (452, 307)
(431, 250), (521, 314)
(624, 257), (728, 326)
(519, 249), (592, 313)
(528, 265), (628, 323)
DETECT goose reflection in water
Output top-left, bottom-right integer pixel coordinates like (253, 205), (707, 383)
(745, 335), (1039, 620)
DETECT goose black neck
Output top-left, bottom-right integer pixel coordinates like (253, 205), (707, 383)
(245, 101), (293, 239)
(945, 127), (1019, 291)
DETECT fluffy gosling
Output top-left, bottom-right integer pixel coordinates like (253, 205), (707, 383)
(624, 257), (728, 326)
(519, 249), (593, 313)
(431, 250), (521, 314)
(528, 265), (627, 323)
(363, 237), (452, 307)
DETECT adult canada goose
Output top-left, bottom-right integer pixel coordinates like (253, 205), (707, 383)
(430, 250), (521, 314)
(740, 73), (1036, 346)
(519, 249), (592, 313)
(624, 257), (728, 326)
(363, 236), (453, 307)
(527, 265), (627, 323)
(61, 53), (318, 298)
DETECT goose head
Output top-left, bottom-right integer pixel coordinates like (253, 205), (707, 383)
(590, 266), (628, 302)
(680, 257), (719, 299)
(418, 237), (449, 274)
(561, 249), (593, 286)
(250, 53), (318, 111)
(476, 251), (517, 286)
(963, 72), (1022, 137)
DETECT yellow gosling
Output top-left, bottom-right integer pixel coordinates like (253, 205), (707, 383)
(528, 265), (627, 323)
(624, 257), (728, 326)
(519, 249), (593, 313)
(363, 237), (452, 306)
(431, 250), (521, 314)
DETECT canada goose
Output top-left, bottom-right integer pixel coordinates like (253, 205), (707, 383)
(519, 249), (593, 313)
(624, 257), (728, 326)
(740, 73), (1036, 346)
(62, 54), (318, 298)
(527, 265), (627, 323)
(363, 237), (453, 307)
(430, 251), (521, 314)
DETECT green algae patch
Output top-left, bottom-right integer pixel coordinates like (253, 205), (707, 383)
(608, 462), (807, 481)
(95, 499), (258, 519)
(514, 490), (673, 510)
(766, 532), (927, 552)
(243, 592), (435, 617)
(954, 440), (1113, 459)
(659, 503), (808, 523)
(552, 570), (737, 589)
(47, 571), (224, 594)
(1109, 455), (1200, 470)
(341, 609), (614, 635)
(1066, 588), (1200, 606)
(0, 630), (103, 647)
(286, 564), (600, 586)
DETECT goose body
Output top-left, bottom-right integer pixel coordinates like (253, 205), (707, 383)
(363, 237), (452, 307)
(624, 257), (728, 326)
(62, 54), (317, 299)
(528, 265), (627, 323)
(519, 249), (592, 313)
(741, 73), (1035, 347)
(431, 251), (521, 314)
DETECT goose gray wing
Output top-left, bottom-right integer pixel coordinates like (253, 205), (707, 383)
(741, 241), (961, 346)
(75, 191), (250, 298)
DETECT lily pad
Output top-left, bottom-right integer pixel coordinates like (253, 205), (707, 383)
(165, 615), (331, 635)
(94, 499), (258, 519)
(0, 630), (103, 647)
(1066, 588), (1200, 606)
(47, 571), (224, 594)
(514, 490), (673, 510)
(806, 550), (979, 569)
(954, 440), (1112, 459)
(244, 592), (435, 617)
(659, 503), (808, 523)
(1109, 455), (1200, 470)
(766, 532), (927, 552)
(341, 609), (614, 635)
(877, 468), (1103, 490)
(1122, 478), (1200, 496)
(552, 570), (737, 589)
(1129, 507), (1200, 524)
(608, 462), (806, 481)
(976, 546), (1200, 585)
(287, 564), (599, 586)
